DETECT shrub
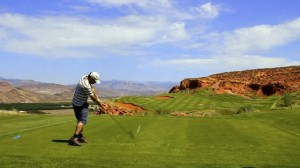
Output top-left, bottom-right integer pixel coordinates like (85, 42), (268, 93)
(237, 105), (256, 114)
(271, 92), (297, 110)
(283, 93), (292, 107)
(154, 108), (175, 115)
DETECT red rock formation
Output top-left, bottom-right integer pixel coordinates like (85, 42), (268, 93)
(169, 66), (300, 96)
(96, 102), (133, 115)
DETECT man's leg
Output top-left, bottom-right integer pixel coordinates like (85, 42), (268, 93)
(79, 103), (88, 143)
(70, 104), (87, 146)
(72, 104), (88, 144)
(73, 121), (87, 142)
(69, 121), (84, 146)
(74, 121), (84, 135)
(77, 111), (88, 143)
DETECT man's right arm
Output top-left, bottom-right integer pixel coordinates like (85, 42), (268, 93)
(90, 94), (101, 105)
(90, 88), (105, 109)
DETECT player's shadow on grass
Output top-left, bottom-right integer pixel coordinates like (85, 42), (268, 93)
(51, 139), (69, 143)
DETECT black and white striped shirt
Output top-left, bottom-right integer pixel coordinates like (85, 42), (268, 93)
(72, 76), (94, 106)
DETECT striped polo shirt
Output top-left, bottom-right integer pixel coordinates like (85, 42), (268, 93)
(72, 76), (94, 106)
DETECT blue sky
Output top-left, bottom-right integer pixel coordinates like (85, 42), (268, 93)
(0, 0), (299, 84)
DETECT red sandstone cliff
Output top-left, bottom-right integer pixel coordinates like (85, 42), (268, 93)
(169, 66), (300, 96)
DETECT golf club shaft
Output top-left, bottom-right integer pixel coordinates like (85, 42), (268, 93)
(109, 115), (134, 138)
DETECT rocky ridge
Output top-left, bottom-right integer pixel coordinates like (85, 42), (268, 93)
(169, 66), (300, 97)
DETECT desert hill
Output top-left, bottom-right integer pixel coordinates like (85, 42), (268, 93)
(0, 81), (68, 103)
(169, 66), (300, 97)
(0, 81), (14, 92)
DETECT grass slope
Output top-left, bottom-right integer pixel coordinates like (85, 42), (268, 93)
(1, 110), (300, 168)
(115, 90), (278, 114)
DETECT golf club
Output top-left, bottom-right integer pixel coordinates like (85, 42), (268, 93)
(92, 87), (134, 138)
(109, 114), (134, 138)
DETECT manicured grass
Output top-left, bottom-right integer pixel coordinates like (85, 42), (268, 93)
(1, 92), (299, 167)
(0, 110), (300, 168)
(115, 90), (277, 114)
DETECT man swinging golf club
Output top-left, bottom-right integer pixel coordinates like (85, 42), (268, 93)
(69, 72), (104, 146)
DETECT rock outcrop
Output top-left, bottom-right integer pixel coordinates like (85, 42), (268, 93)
(169, 66), (300, 97)
(96, 102), (133, 115)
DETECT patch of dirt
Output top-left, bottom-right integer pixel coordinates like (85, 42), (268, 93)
(115, 102), (146, 112)
(215, 89), (251, 99)
(96, 102), (145, 115)
(156, 96), (173, 100)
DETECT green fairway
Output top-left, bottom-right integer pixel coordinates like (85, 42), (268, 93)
(1, 109), (300, 168)
(115, 90), (279, 115)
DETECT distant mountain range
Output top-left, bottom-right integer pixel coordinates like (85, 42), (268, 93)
(0, 77), (43, 86)
(97, 80), (177, 96)
(0, 76), (177, 103)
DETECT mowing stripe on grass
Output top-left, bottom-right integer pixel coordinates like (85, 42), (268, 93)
(0, 115), (79, 138)
(0, 119), (74, 137)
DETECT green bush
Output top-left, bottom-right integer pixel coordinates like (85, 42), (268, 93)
(271, 92), (300, 109)
(154, 108), (174, 115)
(283, 93), (292, 107)
(237, 105), (256, 114)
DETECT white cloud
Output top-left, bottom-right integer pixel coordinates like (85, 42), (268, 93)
(0, 1), (223, 58)
(183, 43), (205, 49)
(190, 2), (220, 19)
(0, 13), (188, 58)
(161, 58), (214, 65)
(170, 17), (300, 74)
(216, 55), (299, 69)
(155, 54), (299, 74)
(86, 0), (176, 17)
(87, 0), (172, 8)
(85, 0), (216, 21)
(219, 17), (300, 54)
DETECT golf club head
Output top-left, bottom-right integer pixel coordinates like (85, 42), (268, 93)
(128, 131), (134, 138)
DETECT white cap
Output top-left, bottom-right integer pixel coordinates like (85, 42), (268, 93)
(89, 72), (101, 84)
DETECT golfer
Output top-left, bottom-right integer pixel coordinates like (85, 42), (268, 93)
(69, 72), (104, 146)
